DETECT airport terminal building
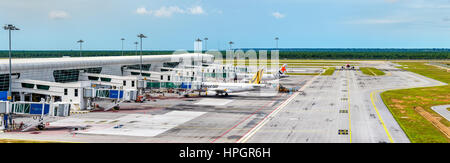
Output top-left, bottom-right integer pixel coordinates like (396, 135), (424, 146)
(0, 53), (216, 110)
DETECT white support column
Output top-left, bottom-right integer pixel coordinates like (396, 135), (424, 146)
(19, 92), (24, 101)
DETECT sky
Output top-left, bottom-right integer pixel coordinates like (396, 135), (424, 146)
(0, 0), (450, 50)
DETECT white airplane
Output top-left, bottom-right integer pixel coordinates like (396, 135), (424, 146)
(201, 69), (265, 96)
(236, 64), (288, 81)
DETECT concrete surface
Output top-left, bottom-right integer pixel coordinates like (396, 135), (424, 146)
(0, 61), (447, 143)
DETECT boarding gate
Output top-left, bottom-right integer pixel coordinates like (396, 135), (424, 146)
(0, 100), (71, 130)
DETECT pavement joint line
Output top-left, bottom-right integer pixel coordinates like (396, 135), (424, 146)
(237, 74), (321, 143)
(370, 89), (394, 143)
(236, 92), (299, 143)
(346, 71), (352, 143)
(210, 93), (283, 143)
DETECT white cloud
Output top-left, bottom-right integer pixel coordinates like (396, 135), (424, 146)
(136, 7), (151, 15)
(135, 6), (205, 17)
(49, 10), (69, 20)
(188, 6), (205, 15)
(272, 12), (285, 19)
(153, 6), (185, 17)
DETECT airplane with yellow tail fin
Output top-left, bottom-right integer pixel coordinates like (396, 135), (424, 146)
(201, 69), (265, 96)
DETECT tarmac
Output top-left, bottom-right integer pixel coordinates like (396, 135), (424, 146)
(0, 61), (446, 143)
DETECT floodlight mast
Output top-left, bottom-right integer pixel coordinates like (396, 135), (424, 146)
(134, 41), (139, 56)
(275, 37), (279, 49)
(195, 38), (202, 52)
(137, 34), (147, 76)
(229, 41), (234, 50)
(121, 38), (125, 56)
(3, 24), (19, 102)
(77, 40), (84, 57)
(195, 38), (203, 84)
(204, 37), (208, 51)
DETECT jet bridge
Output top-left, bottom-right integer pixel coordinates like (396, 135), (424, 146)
(0, 100), (71, 131)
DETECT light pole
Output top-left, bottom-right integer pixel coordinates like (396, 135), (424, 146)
(204, 37), (208, 51)
(228, 41), (234, 50)
(195, 38), (202, 52)
(3, 24), (19, 102)
(195, 38), (203, 95)
(134, 41), (139, 56)
(275, 37), (279, 49)
(137, 34), (147, 76)
(121, 38), (125, 56)
(77, 40), (84, 57)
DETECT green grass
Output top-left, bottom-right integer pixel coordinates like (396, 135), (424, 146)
(380, 62), (450, 143)
(397, 62), (450, 83)
(321, 67), (336, 75)
(360, 67), (385, 76)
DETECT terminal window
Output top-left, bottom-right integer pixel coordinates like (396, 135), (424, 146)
(0, 73), (19, 91)
(53, 69), (80, 83)
(124, 64), (151, 71)
(54, 67), (102, 83)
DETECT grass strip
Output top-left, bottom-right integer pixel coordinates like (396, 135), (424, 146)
(360, 67), (385, 76)
(380, 62), (450, 143)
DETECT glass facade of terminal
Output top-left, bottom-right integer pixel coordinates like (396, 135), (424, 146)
(0, 74), (10, 91)
(53, 67), (102, 83)
(0, 73), (20, 91)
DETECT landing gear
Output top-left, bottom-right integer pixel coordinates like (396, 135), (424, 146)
(37, 123), (45, 130)
(215, 93), (229, 97)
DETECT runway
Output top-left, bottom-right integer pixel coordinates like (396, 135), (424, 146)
(0, 62), (445, 143)
(241, 63), (445, 143)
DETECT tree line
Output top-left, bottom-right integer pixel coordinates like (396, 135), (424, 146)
(0, 50), (448, 59)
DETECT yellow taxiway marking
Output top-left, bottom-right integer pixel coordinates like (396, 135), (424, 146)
(346, 71), (352, 143)
(370, 90), (394, 143)
(0, 138), (81, 143)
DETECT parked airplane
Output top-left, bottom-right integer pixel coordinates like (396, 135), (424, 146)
(201, 69), (265, 96)
(341, 64), (355, 70)
(236, 64), (288, 81)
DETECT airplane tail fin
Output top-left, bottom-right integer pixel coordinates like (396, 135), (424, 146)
(279, 64), (287, 74)
(249, 68), (264, 84)
(273, 64), (287, 79)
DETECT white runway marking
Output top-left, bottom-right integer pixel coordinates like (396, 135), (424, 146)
(237, 74), (321, 143)
(75, 111), (206, 137)
(195, 99), (233, 106)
